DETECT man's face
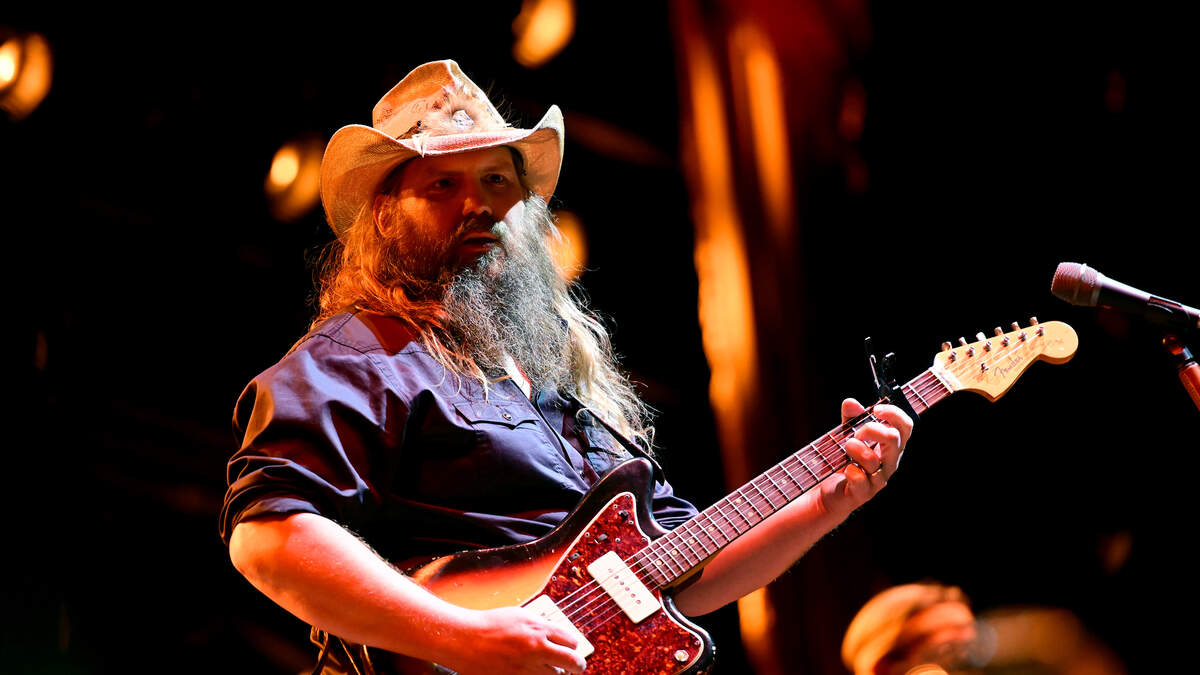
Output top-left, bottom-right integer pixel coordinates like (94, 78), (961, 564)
(377, 146), (527, 282)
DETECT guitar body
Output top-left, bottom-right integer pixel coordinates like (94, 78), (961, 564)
(370, 459), (714, 675)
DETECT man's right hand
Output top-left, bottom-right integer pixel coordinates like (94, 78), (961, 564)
(231, 514), (588, 674)
(440, 606), (587, 675)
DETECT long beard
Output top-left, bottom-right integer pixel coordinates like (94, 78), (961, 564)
(390, 198), (571, 392)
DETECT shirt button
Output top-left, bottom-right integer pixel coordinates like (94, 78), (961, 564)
(502, 412), (513, 420)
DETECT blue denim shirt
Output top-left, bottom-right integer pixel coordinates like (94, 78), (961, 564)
(220, 310), (698, 565)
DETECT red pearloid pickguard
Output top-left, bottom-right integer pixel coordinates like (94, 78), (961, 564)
(536, 493), (704, 674)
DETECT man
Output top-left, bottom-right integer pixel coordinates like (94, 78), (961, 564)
(221, 60), (912, 675)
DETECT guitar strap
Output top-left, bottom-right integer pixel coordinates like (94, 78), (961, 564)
(563, 391), (666, 485)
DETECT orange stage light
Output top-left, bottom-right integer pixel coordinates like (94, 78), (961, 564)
(265, 135), (323, 223)
(732, 20), (795, 244)
(513, 0), (576, 68)
(0, 30), (53, 121)
(548, 209), (588, 281)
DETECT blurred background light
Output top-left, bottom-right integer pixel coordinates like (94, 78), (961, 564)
(548, 208), (587, 281)
(0, 30), (53, 121)
(0, 39), (19, 84)
(265, 134), (323, 223)
(737, 587), (777, 673)
(731, 20), (795, 244)
(513, 0), (576, 68)
(561, 110), (674, 168)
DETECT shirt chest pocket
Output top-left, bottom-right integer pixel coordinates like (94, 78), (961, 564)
(411, 400), (573, 503)
(453, 400), (538, 428)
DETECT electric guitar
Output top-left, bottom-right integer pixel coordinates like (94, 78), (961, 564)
(324, 319), (1078, 675)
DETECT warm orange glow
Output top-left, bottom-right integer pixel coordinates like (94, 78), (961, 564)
(1098, 530), (1133, 575)
(737, 587), (776, 665)
(838, 80), (867, 142)
(512, 0), (576, 68)
(733, 21), (794, 243)
(902, 658), (950, 667)
(0, 32), (52, 121)
(548, 209), (587, 281)
(268, 146), (301, 190)
(0, 39), (20, 87)
(682, 8), (759, 487)
(265, 136), (323, 222)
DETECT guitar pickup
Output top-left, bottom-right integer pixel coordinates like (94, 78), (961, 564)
(587, 551), (660, 623)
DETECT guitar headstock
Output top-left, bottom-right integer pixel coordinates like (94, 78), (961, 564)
(932, 318), (1078, 401)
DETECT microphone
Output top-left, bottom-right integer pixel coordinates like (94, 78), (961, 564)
(1051, 262), (1200, 337)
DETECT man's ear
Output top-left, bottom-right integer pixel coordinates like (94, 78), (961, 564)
(372, 194), (392, 237)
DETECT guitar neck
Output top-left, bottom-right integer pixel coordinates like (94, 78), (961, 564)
(641, 369), (952, 588)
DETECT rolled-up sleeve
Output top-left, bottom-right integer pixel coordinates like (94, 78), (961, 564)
(219, 338), (404, 545)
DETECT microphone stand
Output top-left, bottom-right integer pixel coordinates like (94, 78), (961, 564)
(1163, 334), (1200, 414)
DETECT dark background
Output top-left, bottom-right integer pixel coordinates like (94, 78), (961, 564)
(3, 3), (1194, 673)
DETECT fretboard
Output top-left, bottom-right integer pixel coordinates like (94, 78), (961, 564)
(637, 369), (951, 587)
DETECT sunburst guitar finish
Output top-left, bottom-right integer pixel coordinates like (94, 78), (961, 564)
(381, 459), (714, 675)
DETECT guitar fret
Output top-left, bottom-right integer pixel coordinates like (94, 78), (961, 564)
(810, 437), (839, 473)
(794, 451), (822, 484)
(676, 528), (704, 561)
(780, 462), (803, 491)
(666, 540), (693, 567)
(738, 488), (766, 520)
(764, 471), (790, 500)
(650, 540), (685, 579)
(688, 523), (717, 556)
(749, 481), (777, 511)
(719, 498), (747, 534)
(905, 382), (929, 410)
(700, 512), (731, 547)
(728, 495), (758, 530)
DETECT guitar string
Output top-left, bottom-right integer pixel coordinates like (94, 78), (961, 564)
(554, 333), (1048, 632)
(566, 384), (942, 631)
(569, 425), (871, 633)
(573, 335), (1044, 630)
(571, 408), (890, 625)
(574, 332), (1049, 630)
(560, 417), (879, 629)
(556, 390), (933, 626)
(563, 378), (945, 631)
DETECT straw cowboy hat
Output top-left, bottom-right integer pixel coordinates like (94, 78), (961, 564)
(320, 59), (565, 238)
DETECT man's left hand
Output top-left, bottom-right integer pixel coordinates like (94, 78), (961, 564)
(820, 398), (912, 514)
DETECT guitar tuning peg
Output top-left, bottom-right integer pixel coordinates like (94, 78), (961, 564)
(941, 341), (951, 351)
(1029, 316), (1038, 325)
(958, 337), (968, 347)
(994, 327), (1003, 336)
(975, 332), (987, 342)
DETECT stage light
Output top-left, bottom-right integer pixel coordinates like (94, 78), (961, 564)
(0, 30), (53, 121)
(512, 0), (575, 68)
(732, 20), (794, 243)
(265, 135), (323, 223)
(0, 40), (19, 86)
(548, 209), (587, 281)
(268, 146), (301, 190)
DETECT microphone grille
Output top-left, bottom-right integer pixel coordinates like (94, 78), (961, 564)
(1051, 262), (1100, 307)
